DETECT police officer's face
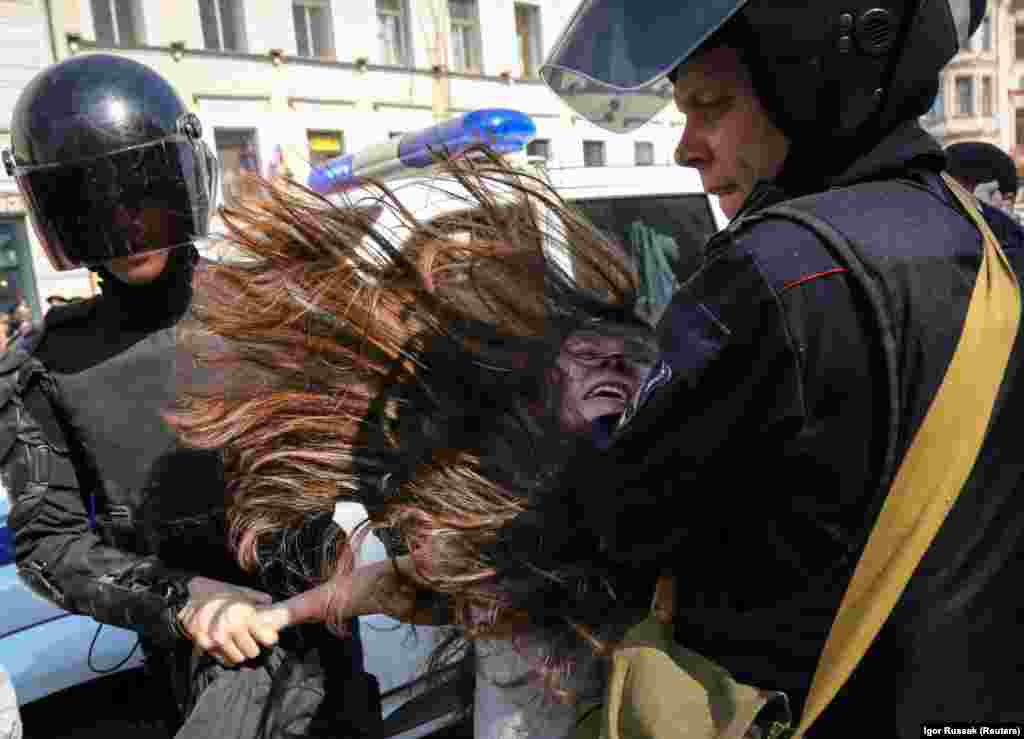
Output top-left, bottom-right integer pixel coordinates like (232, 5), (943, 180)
(105, 202), (174, 285)
(105, 250), (170, 285)
(673, 45), (790, 220)
(554, 333), (649, 434)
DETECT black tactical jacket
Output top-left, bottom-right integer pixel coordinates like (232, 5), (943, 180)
(581, 121), (1024, 734)
(0, 255), (252, 646)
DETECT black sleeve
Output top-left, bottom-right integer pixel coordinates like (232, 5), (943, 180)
(251, 511), (343, 597)
(4, 371), (193, 647)
(574, 230), (809, 567)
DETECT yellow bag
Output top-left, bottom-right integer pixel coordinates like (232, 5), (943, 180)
(574, 576), (791, 739)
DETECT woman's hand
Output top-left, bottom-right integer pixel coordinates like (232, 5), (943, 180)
(249, 556), (441, 639)
(176, 576), (278, 666)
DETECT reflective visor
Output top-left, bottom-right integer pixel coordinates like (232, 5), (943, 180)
(12, 135), (214, 271)
(540, 0), (749, 133)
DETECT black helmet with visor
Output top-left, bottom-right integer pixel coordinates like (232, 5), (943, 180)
(2, 53), (217, 271)
(540, 0), (986, 144)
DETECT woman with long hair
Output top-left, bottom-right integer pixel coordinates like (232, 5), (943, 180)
(169, 148), (657, 732)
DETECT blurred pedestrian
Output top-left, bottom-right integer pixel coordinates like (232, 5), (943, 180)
(946, 141), (1024, 249)
(10, 302), (38, 344)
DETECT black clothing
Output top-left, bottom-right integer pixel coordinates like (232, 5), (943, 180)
(945, 141), (1019, 197)
(0, 252), (379, 736)
(979, 201), (1024, 253)
(5, 250), (207, 644)
(579, 120), (1024, 734)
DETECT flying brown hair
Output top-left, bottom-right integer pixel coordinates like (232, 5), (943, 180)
(169, 148), (645, 669)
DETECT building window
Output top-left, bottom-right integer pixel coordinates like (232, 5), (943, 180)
(526, 138), (551, 160)
(199, 0), (246, 52)
(982, 76), (993, 118)
(1017, 23), (1024, 60)
(0, 221), (38, 324)
(980, 13), (992, 52)
(583, 140), (605, 167)
(215, 128), (260, 204)
(307, 130), (343, 169)
(91, 0), (144, 46)
(955, 76), (974, 117)
(514, 3), (542, 79)
(293, 1), (334, 59)
(377, 0), (411, 66)
(1016, 108), (1024, 148)
(927, 82), (945, 124)
(635, 141), (655, 166)
(449, 0), (482, 73)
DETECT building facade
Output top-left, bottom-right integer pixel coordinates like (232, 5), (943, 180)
(923, 0), (1024, 199)
(0, 0), (686, 306)
(0, 0), (57, 317)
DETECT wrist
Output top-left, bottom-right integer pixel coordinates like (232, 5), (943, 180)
(166, 579), (193, 641)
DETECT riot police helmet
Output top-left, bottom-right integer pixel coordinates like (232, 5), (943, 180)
(540, 0), (987, 147)
(2, 53), (217, 271)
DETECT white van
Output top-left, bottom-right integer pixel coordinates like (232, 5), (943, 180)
(538, 162), (728, 322)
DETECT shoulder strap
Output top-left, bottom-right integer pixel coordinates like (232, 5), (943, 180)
(792, 173), (1021, 736)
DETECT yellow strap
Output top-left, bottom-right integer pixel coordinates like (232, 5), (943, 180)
(793, 173), (1021, 737)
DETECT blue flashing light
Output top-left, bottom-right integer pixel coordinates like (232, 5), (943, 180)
(306, 154), (355, 197)
(396, 109), (537, 168)
(307, 108), (536, 195)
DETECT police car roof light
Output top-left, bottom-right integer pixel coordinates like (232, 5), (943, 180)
(307, 108), (537, 196)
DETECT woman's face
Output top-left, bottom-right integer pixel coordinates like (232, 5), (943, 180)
(554, 332), (652, 433)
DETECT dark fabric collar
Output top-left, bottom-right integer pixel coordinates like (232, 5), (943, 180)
(827, 121), (945, 189)
(734, 121), (946, 223)
(96, 246), (197, 332)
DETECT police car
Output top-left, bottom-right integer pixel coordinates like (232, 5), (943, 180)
(0, 110), (724, 737)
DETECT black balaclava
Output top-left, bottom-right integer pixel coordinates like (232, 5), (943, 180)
(95, 243), (198, 331)
(37, 244), (198, 374)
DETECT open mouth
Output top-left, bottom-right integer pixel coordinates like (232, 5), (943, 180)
(584, 382), (632, 402)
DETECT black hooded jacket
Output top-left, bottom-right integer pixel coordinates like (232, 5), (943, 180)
(575, 121), (1024, 734)
(0, 249), (255, 646)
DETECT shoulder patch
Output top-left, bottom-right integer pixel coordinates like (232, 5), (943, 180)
(734, 218), (846, 297)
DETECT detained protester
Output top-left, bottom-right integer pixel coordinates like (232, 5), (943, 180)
(525, 0), (1024, 734)
(0, 54), (378, 738)
(166, 151), (656, 733)
(233, 324), (656, 739)
(945, 140), (1024, 248)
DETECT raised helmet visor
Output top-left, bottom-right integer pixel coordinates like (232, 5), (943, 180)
(539, 0), (750, 133)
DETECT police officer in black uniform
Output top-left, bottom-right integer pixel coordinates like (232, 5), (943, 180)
(0, 54), (377, 737)
(538, 0), (1024, 734)
(945, 140), (1024, 250)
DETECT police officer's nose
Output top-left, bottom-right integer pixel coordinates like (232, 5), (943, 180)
(675, 127), (706, 171)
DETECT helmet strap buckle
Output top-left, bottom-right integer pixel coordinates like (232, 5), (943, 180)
(1, 150), (15, 178)
(176, 113), (203, 140)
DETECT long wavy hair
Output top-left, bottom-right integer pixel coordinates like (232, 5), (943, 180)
(170, 148), (649, 691)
